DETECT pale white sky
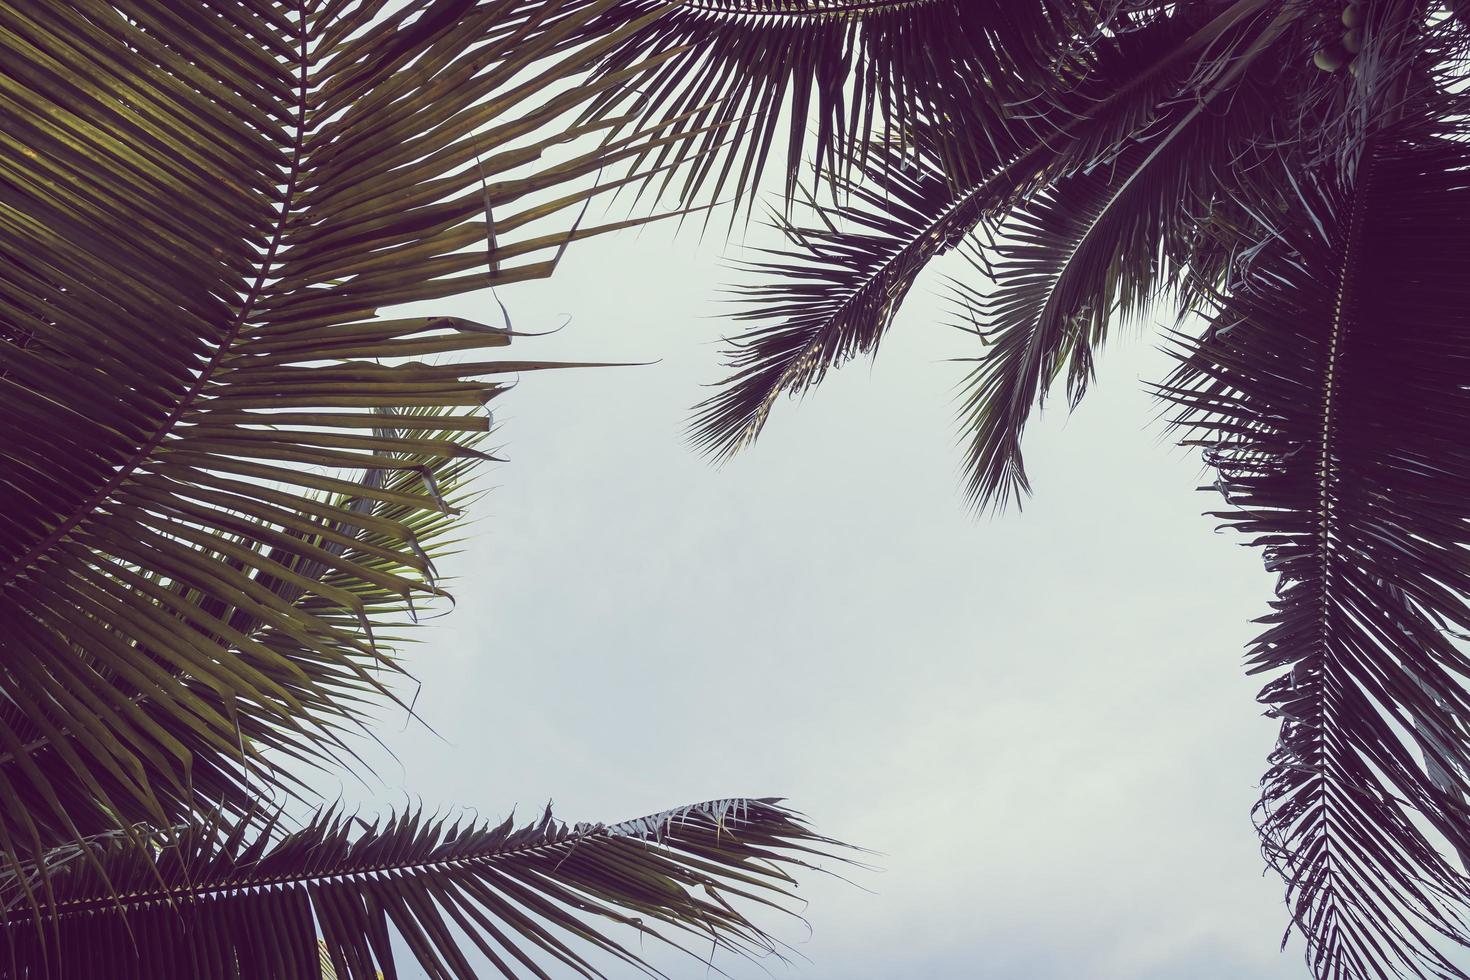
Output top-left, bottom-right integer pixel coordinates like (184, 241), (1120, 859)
(309, 207), (1323, 979)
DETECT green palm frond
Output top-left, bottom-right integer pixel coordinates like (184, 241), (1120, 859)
(0, 400), (491, 850)
(0, 798), (843, 979)
(1160, 101), (1470, 977)
(0, 0), (679, 860)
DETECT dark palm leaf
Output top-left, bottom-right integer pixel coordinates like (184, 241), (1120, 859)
(573, 0), (1088, 208)
(688, 137), (955, 459)
(1160, 111), (1470, 978)
(686, 0), (1286, 470)
(950, 24), (1293, 512)
(0, 402), (493, 850)
(0, 798), (843, 979)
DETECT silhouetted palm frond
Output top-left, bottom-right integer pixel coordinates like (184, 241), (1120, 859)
(0, 798), (842, 979)
(1161, 95), (1470, 977)
(686, 0), (1287, 473)
(575, 0), (1093, 208)
(1, 2), (851, 970)
(687, 135), (956, 458)
(950, 28), (1292, 511)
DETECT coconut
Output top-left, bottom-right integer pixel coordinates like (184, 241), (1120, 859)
(1314, 43), (1349, 72)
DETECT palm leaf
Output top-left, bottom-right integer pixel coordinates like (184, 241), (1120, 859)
(573, 0), (1088, 208)
(0, 0), (679, 859)
(688, 135), (956, 458)
(949, 19), (1293, 511)
(0, 798), (843, 979)
(0, 403), (492, 851)
(686, 0), (1284, 470)
(1161, 106), (1470, 977)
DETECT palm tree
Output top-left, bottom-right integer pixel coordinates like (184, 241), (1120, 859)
(566, 0), (1470, 977)
(0, 2), (843, 977)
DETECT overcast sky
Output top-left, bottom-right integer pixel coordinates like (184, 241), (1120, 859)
(321, 211), (1314, 978)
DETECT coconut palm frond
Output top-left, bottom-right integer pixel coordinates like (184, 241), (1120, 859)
(687, 136), (956, 459)
(949, 28), (1293, 513)
(573, 0), (1092, 209)
(685, 0), (1285, 469)
(0, 798), (844, 979)
(0, 405), (491, 850)
(1161, 109), (1470, 978)
(0, 0), (676, 860)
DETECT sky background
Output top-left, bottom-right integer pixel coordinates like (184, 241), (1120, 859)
(320, 211), (1312, 978)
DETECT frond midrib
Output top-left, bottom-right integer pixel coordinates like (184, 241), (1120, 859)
(10, 814), (753, 921)
(24, 834), (575, 920)
(680, 0), (943, 21)
(1298, 148), (1377, 947)
(0, 6), (313, 593)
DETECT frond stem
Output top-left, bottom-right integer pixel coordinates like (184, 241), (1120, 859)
(1298, 144), (1376, 951)
(679, 0), (943, 20)
(3, 804), (784, 922)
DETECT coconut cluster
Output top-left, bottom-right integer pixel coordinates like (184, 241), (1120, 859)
(1314, 3), (1365, 73)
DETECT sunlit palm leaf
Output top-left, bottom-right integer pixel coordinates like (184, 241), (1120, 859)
(0, 0), (673, 860)
(0, 798), (843, 979)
